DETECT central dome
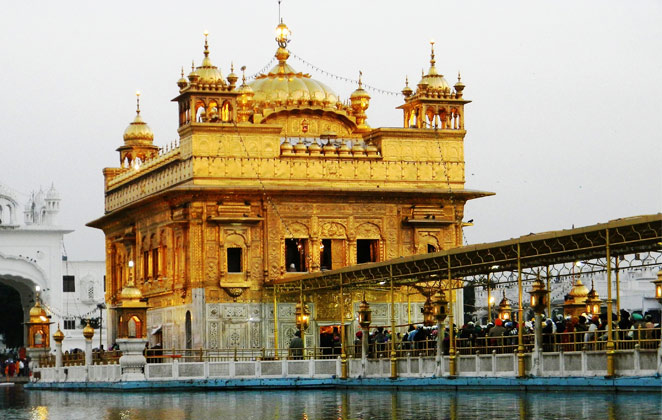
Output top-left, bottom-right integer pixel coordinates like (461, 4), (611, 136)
(249, 24), (339, 109)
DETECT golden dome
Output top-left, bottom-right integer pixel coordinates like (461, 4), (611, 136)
(83, 321), (95, 339)
(53, 326), (65, 343)
(249, 21), (339, 110)
(123, 93), (154, 144)
(417, 41), (450, 93)
(193, 32), (226, 88)
(120, 283), (144, 301)
(567, 278), (589, 301)
(29, 300), (47, 319)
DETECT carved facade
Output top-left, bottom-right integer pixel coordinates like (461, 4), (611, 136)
(89, 22), (490, 350)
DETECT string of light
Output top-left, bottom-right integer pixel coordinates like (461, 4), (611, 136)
(290, 52), (403, 97)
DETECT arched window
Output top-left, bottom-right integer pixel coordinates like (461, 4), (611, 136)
(221, 101), (232, 122)
(208, 101), (219, 122)
(195, 101), (207, 122)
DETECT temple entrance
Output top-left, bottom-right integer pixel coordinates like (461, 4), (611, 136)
(0, 283), (25, 349)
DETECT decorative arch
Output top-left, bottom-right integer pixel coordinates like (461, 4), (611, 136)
(284, 222), (310, 238)
(355, 222), (382, 239)
(320, 222), (347, 239)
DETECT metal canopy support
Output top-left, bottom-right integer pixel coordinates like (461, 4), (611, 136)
(268, 215), (661, 296)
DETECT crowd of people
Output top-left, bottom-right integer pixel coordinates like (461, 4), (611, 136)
(1, 349), (29, 378)
(347, 309), (661, 358)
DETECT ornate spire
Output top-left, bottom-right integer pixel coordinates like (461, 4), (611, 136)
(203, 30), (209, 57)
(135, 90), (141, 114)
(430, 39), (436, 68)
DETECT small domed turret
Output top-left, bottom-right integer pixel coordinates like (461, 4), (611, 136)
(350, 71), (371, 130)
(122, 92), (154, 144)
(227, 63), (238, 89)
(454, 72), (465, 98)
(417, 41), (450, 94)
(401, 76), (413, 98)
(177, 67), (188, 89)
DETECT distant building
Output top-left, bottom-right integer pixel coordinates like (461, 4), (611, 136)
(0, 182), (106, 352)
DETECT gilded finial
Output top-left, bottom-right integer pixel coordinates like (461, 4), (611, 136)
(136, 90), (141, 114)
(429, 39), (436, 67)
(358, 70), (363, 89)
(458, 71), (461, 82)
(203, 30), (209, 57)
(181, 67), (185, 78)
(241, 65), (247, 84)
(191, 60), (195, 71)
(405, 75), (409, 87)
(231, 62), (235, 73)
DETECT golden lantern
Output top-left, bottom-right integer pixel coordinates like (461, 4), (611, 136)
(275, 20), (291, 48)
(528, 279), (548, 315)
(498, 290), (512, 321)
(25, 289), (52, 349)
(432, 291), (448, 323)
(421, 296), (435, 326)
(358, 295), (372, 330)
(112, 261), (149, 339)
(295, 302), (310, 331)
(585, 280), (602, 315)
(653, 270), (662, 304)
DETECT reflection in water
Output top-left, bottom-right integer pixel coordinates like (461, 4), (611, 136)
(0, 385), (660, 419)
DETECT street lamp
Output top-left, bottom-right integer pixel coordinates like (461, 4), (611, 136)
(498, 291), (512, 321)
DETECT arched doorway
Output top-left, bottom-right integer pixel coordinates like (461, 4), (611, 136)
(0, 283), (25, 348)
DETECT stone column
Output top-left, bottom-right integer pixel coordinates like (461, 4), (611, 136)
(83, 322), (95, 367)
(55, 342), (63, 368)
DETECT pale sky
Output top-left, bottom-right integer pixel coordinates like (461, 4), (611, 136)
(1, 1), (660, 261)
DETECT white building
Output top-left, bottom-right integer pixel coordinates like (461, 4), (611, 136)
(0, 182), (106, 352)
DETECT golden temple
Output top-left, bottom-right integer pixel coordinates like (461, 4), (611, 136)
(88, 20), (491, 350)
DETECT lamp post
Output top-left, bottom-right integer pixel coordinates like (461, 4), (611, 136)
(528, 278), (548, 376)
(25, 285), (53, 370)
(652, 270), (662, 374)
(97, 303), (106, 350)
(432, 291), (448, 375)
(486, 273), (493, 324)
(358, 294), (372, 367)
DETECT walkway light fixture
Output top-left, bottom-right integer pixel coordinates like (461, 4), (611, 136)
(295, 302), (310, 331)
(421, 296), (435, 326)
(652, 270), (662, 303)
(585, 280), (602, 315)
(358, 295), (372, 329)
(432, 291), (448, 322)
(528, 278), (548, 315)
(498, 290), (512, 321)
